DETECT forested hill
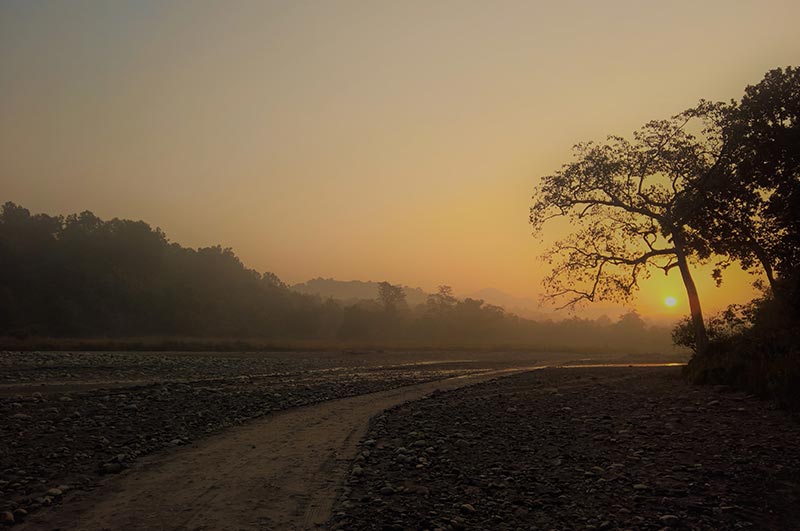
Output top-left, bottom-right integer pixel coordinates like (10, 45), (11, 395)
(0, 202), (330, 339)
(0, 202), (674, 352)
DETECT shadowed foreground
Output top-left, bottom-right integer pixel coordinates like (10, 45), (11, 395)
(14, 368), (531, 531)
(333, 367), (800, 531)
(10, 365), (798, 531)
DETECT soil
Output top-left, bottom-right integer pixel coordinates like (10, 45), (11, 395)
(332, 366), (800, 531)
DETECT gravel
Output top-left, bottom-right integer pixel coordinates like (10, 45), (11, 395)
(332, 366), (800, 531)
(1, 350), (473, 523)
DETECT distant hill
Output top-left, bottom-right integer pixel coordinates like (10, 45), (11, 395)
(290, 278), (430, 306)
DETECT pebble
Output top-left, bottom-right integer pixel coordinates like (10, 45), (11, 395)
(659, 514), (680, 525)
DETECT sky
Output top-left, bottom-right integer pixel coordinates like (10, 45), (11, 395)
(2, 0), (799, 323)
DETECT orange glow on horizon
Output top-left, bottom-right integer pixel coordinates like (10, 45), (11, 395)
(1, 1), (794, 322)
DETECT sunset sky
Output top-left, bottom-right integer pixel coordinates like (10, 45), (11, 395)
(2, 1), (799, 322)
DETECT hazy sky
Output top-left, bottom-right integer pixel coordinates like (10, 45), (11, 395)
(2, 1), (798, 321)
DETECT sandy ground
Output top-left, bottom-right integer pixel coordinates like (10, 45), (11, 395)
(12, 367), (535, 531)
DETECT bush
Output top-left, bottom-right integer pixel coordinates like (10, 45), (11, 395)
(680, 290), (800, 410)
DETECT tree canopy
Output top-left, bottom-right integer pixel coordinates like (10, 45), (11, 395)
(685, 67), (800, 294)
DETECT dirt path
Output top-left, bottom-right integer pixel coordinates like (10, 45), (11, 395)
(18, 367), (534, 531)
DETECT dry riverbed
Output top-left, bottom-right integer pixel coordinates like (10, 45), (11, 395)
(1, 350), (500, 527)
(332, 367), (800, 531)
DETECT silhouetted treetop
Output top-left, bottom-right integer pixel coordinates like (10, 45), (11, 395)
(531, 113), (717, 350)
(683, 67), (799, 294)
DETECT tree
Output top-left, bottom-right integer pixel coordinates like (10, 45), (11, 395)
(666, 69), (797, 300)
(376, 281), (407, 313)
(688, 67), (800, 298)
(425, 285), (457, 312)
(530, 114), (719, 352)
(730, 67), (800, 266)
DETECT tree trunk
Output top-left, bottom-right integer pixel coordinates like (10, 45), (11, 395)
(751, 242), (777, 295)
(673, 231), (709, 353)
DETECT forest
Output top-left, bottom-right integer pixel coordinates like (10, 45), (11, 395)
(0, 201), (671, 352)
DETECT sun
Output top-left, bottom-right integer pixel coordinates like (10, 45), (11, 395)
(664, 296), (678, 308)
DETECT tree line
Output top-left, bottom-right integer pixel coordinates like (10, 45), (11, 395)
(0, 202), (671, 352)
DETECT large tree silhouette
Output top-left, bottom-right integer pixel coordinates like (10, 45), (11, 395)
(531, 114), (717, 352)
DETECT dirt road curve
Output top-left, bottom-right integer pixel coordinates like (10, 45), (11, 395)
(19, 368), (534, 531)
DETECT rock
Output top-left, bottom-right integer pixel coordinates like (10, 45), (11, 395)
(460, 503), (476, 514)
(411, 485), (430, 496)
(12, 508), (27, 521)
(659, 515), (680, 526)
(352, 465), (363, 476)
(47, 487), (63, 496)
(379, 486), (395, 496)
(633, 484), (649, 490)
(11, 413), (31, 420)
(450, 517), (466, 530)
(1, 511), (14, 525)
(100, 462), (124, 474)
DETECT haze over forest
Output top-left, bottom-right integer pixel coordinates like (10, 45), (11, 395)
(3, 1), (799, 325)
(0, 201), (676, 353)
